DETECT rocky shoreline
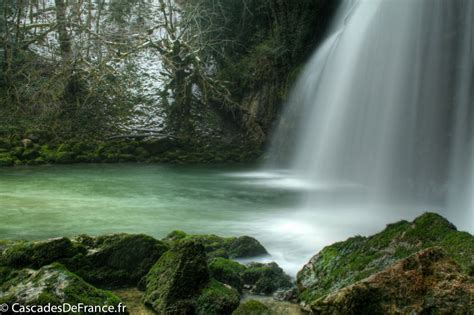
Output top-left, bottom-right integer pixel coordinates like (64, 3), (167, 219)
(1, 213), (473, 314)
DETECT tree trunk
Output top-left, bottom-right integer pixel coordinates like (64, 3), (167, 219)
(54, 0), (72, 61)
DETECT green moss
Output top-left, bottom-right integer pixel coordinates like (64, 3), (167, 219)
(227, 236), (268, 259)
(0, 263), (124, 313)
(165, 230), (187, 241)
(164, 231), (268, 259)
(196, 279), (240, 315)
(232, 300), (271, 315)
(297, 212), (474, 304)
(144, 240), (210, 314)
(0, 238), (83, 269)
(0, 266), (17, 286)
(209, 258), (246, 291)
(241, 262), (293, 295)
(65, 234), (169, 288)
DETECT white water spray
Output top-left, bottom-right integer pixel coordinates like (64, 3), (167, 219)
(270, 0), (473, 232)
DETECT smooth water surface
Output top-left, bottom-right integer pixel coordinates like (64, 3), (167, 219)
(0, 164), (450, 275)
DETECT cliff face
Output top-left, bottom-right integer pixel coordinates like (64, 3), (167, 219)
(232, 0), (341, 146)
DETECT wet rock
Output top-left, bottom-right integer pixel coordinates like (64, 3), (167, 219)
(274, 287), (299, 303)
(196, 279), (240, 315)
(0, 234), (169, 289)
(144, 240), (243, 314)
(66, 234), (169, 288)
(0, 263), (126, 313)
(209, 257), (246, 292)
(297, 212), (474, 305)
(0, 238), (83, 269)
(310, 247), (474, 314)
(143, 240), (210, 314)
(242, 262), (293, 295)
(227, 236), (268, 259)
(164, 231), (268, 259)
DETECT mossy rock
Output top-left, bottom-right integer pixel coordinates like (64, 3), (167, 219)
(0, 263), (127, 314)
(310, 248), (474, 314)
(227, 236), (268, 258)
(0, 238), (84, 269)
(209, 258), (246, 292)
(143, 240), (210, 314)
(297, 212), (474, 305)
(242, 262), (293, 295)
(65, 234), (169, 288)
(232, 300), (271, 315)
(196, 279), (240, 315)
(164, 231), (268, 259)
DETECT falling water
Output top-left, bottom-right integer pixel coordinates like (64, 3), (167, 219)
(270, 0), (473, 232)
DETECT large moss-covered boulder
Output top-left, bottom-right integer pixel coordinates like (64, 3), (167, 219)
(144, 240), (243, 314)
(242, 262), (293, 295)
(297, 212), (474, 306)
(311, 247), (474, 314)
(0, 238), (83, 269)
(65, 234), (169, 288)
(196, 279), (240, 315)
(143, 240), (210, 314)
(0, 263), (127, 314)
(164, 231), (268, 259)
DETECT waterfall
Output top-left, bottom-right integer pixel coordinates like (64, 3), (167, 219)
(270, 0), (473, 232)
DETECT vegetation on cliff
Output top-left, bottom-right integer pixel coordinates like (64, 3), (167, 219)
(0, 0), (339, 164)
